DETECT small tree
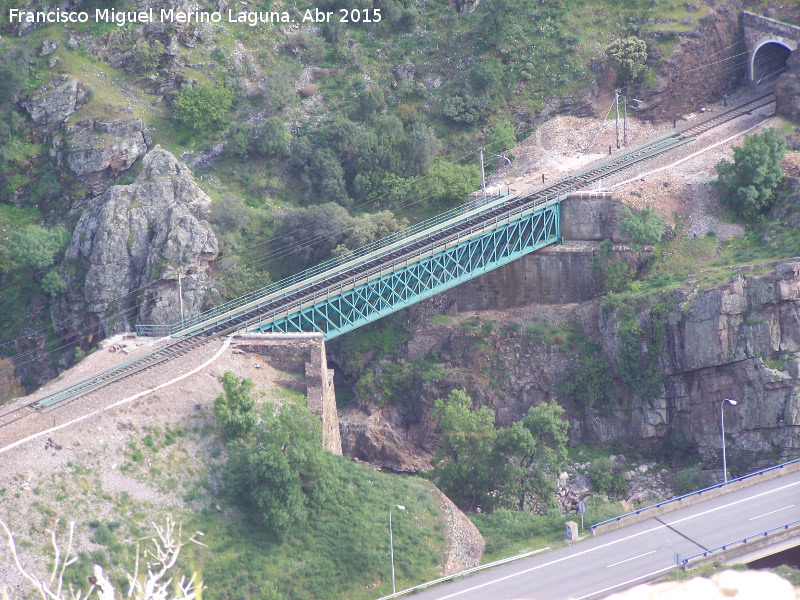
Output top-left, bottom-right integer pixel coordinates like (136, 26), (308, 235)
(493, 402), (569, 511)
(173, 84), (233, 132)
(713, 128), (786, 220)
(588, 457), (627, 496)
(223, 402), (336, 537)
(606, 37), (648, 88)
(41, 268), (67, 297)
(430, 389), (497, 510)
(251, 118), (291, 157)
(0, 46), (32, 107)
(354, 88), (386, 122)
(470, 57), (503, 93)
(619, 204), (666, 251)
(213, 371), (257, 442)
(418, 160), (480, 210)
(262, 71), (296, 113)
(0, 515), (204, 600)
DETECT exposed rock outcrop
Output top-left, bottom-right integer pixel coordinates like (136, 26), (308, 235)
(339, 407), (435, 473)
(53, 146), (219, 338)
(22, 76), (85, 126)
(776, 50), (800, 123)
(62, 118), (150, 193)
(595, 260), (800, 457)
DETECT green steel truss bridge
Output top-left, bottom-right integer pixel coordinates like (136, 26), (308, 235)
(22, 92), (774, 412)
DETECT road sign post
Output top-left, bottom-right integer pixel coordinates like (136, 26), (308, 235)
(578, 501), (586, 532)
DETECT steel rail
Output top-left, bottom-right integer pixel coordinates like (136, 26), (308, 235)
(17, 92), (776, 417)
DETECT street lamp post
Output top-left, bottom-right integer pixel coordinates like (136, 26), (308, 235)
(390, 504), (405, 594)
(721, 398), (738, 484)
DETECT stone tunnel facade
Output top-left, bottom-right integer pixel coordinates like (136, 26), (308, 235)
(743, 12), (800, 84)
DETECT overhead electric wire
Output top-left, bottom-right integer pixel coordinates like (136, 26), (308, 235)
(0, 43), (778, 370)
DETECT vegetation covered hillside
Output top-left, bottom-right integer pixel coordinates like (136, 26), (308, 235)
(0, 0), (710, 387)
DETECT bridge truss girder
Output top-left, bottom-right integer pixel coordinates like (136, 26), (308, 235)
(241, 201), (560, 339)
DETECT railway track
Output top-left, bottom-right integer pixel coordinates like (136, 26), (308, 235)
(2, 91), (776, 424)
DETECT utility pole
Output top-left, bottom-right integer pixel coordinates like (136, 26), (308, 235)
(479, 147), (486, 201)
(623, 95), (628, 147)
(614, 90), (620, 149)
(178, 272), (185, 329)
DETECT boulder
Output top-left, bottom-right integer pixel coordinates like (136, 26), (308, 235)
(569, 474), (593, 496)
(40, 40), (60, 56)
(64, 118), (150, 193)
(776, 51), (800, 123)
(22, 76), (82, 126)
(54, 146), (219, 337)
(339, 407), (433, 473)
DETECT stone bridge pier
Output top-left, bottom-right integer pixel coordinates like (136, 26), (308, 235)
(743, 12), (800, 84)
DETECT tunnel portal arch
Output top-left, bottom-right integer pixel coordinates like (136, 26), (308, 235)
(750, 38), (796, 84)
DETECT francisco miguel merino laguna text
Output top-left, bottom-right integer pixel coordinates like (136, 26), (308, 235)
(6, 8), (324, 27)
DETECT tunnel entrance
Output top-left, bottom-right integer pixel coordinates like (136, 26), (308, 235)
(747, 542), (800, 569)
(752, 42), (792, 84)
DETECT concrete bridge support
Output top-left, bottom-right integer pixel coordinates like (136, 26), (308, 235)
(232, 333), (343, 454)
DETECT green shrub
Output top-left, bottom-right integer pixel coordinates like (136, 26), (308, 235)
(470, 57), (503, 93)
(213, 371), (257, 442)
(6, 225), (69, 271)
(487, 119), (515, 153)
(620, 204), (667, 251)
(588, 457), (626, 496)
(604, 261), (635, 293)
(173, 83), (234, 132)
(713, 128), (786, 220)
(251, 117), (291, 157)
(674, 467), (707, 496)
(354, 87), (386, 122)
(262, 71), (296, 113)
(606, 37), (648, 87)
(132, 39), (164, 72)
(41, 268), (66, 297)
(442, 94), (492, 124)
(224, 401), (338, 537)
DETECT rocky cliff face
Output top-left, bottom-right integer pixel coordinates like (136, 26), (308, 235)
(53, 146), (219, 338)
(638, 0), (746, 121)
(596, 261), (800, 458)
(776, 50), (800, 123)
(22, 75), (86, 127)
(335, 255), (800, 473)
(58, 118), (151, 194)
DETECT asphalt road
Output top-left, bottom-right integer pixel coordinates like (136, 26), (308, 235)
(408, 470), (800, 600)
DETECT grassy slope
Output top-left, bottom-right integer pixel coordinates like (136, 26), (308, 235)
(0, 402), (446, 600)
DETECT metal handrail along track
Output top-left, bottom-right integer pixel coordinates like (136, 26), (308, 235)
(21, 92), (776, 414)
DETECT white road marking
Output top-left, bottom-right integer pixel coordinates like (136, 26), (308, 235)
(606, 551), (656, 568)
(0, 338), (232, 455)
(749, 505), (794, 520)
(421, 478), (800, 599)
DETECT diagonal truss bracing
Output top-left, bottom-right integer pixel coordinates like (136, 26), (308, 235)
(237, 200), (560, 340)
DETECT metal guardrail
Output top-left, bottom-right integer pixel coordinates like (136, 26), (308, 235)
(680, 518), (800, 568)
(135, 189), (516, 337)
(591, 457), (800, 532)
(134, 134), (686, 338)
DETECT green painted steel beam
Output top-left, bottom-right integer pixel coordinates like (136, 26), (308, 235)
(237, 201), (560, 340)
